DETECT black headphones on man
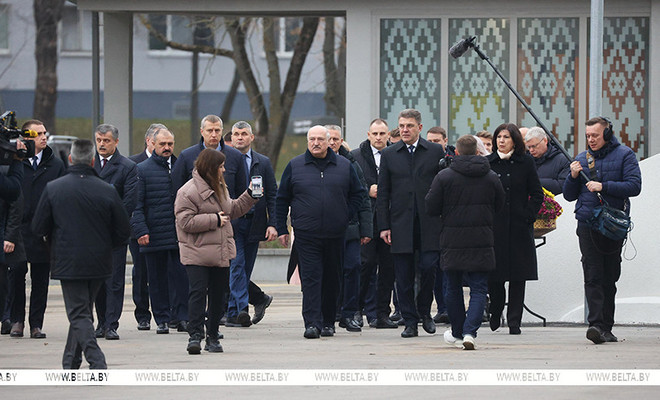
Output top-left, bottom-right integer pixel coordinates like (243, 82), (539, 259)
(600, 116), (614, 141)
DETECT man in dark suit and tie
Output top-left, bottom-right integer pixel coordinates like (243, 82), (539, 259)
(351, 118), (398, 329)
(92, 124), (138, 340)
(226, 121), (277, 327)
(377, 109), (445, 338)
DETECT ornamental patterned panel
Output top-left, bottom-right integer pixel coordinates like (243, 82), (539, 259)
(599, 17), (648, 158)
(518, 18), (579, 155)
(448, 18), (509, 141)
(380, 19), (442, 128)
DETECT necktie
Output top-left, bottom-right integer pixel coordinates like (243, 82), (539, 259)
(375, 151), (381, 174)
(409, 145), (415, 154)
(101, 158), (107, 169)
(32, 156), (38, 170)
(244, 153), (250, 181)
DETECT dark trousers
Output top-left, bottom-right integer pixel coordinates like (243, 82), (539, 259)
(339, 239), (361, 319)
(489, 280), (526, 328)
(296, 234), (343, 330)
(445, 271), (488, 338)
(186, 265), (228, 340)
(358, 235), (395, 319)
(61, 279), (106, 370)
(0, 263), (8, 321)
(129, 238), (151, 324)
(392, 251), (438, 327)
(9, 261), (50, 329)
(94, 245), (128, 331)
(144, 249), (189, 325)
(248, 281), (267, 305)
(433, 263), (447, 314)
(577, 225), (623, 332)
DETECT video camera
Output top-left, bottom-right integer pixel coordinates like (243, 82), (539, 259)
(0, 111), (36, 165)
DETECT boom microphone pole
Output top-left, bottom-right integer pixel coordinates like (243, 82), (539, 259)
(449, 36), (590, 183)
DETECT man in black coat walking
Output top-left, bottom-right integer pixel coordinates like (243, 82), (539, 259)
(377, 109), (445, 338)
(8, 119), (65, 339)
(32, 139), (130, 369)
(128, 124), (162, 331)
(92, 124), (138, 340)
(351, 118), (397, 329)
(426, 135), (505, 350)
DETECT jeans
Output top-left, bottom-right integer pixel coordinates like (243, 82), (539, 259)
(228, 217), (260, 318)
(445, 271), (488, 338)
(434, 263), (447, 314)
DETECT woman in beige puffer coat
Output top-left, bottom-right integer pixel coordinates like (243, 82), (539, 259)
(175, 149), (257, 354)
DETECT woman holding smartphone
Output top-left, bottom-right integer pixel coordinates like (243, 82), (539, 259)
(175, 149), (258, 354)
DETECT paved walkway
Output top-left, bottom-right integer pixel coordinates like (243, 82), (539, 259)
(1, 282), (659, 398)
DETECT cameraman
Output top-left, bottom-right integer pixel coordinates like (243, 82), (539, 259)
(0, 140), (26, 333)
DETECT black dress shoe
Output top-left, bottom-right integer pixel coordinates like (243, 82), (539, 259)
(339, 318), (361, 332)
(252, 294), (273, 325)
(603, 331), (618, 342)
(219, 315), (227, 326)
(1, 319), (11, 335)
(94, 326), (105, 338)
(177, 320), (189, 332)
(304, 326), (320, 339)
(586, 326), (605, 344)
(137, 321), (151, 331)
(105, 329), (120, 340)
(401, 325), (418, 338)
(433, 311), (450, 324)
(321, 326), (335, 337)
(30, 327), (47, 339)
(509, 326), (521, 335)
(236, 311), (252, 327)
(156, 323), (169, 334)
(368, 318), (378, 328)
(422, 316), (436, 334)
(376, 317), (398, 329)
(489, 314), (501, 331)
(389, 311), (402, 322)
(10, 322), (24, 337)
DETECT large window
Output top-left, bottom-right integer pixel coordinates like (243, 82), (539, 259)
(61, 2), (99, 53)
(147, 14), (215, 51)
(0, 4), (9, 52)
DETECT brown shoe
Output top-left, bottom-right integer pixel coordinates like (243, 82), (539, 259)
(10, 322), (24, 338)
(30, 327), (47, 339)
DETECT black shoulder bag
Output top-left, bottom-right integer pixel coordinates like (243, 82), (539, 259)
(585, 152), (631, 242)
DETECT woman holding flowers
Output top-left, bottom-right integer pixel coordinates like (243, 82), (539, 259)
(487, 123), (543, 334)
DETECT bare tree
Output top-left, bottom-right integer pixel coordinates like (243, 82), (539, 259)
(140, 15), (319, 167)
(33, 0), (65, 132)
(323, 17), (346, 120)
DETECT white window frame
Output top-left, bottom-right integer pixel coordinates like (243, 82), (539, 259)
(60, 3), (100, 56)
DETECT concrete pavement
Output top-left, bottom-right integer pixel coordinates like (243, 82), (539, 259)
(1, 281), (659, 398)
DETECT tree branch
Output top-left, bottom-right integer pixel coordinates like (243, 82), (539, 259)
(138, 14), (233, 58)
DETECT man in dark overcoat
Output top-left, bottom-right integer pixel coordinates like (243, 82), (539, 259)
(376, 109), (445, 338)
(32, 139), (130, 369)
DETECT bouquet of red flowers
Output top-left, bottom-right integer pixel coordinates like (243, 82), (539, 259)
(537, 187), (563, 220)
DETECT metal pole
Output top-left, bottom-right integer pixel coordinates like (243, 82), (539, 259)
(589, 0), (604, 118)
(92, 11), (101, 132)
